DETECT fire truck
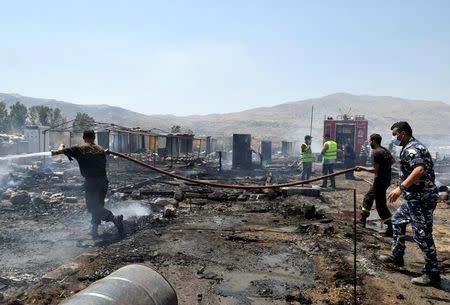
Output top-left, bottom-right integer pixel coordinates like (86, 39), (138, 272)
(323, 114), (368, 157)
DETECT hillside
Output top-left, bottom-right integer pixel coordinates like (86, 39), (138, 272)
(1, 93), (449, 142)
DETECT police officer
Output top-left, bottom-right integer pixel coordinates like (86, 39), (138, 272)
(300, 135), (313, 180)
(320, 134), (337, 189)
(356, 134), (395, 237)
(359, 140), (370, 166)
(380, 122), (440, 287)
(52, 130), (123, 239)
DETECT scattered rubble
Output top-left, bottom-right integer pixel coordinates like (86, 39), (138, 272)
(0, 154), (448, 305)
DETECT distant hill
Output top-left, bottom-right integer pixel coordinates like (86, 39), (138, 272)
(1, 93), (449, 142)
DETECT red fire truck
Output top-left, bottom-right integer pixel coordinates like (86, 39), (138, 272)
(323, 114), (368, 157)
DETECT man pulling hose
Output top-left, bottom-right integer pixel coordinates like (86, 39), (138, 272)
(51, 130), (123, 239)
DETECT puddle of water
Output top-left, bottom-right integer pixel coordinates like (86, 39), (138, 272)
(217, 270), (314, 301)
(217, 252), (315, 302)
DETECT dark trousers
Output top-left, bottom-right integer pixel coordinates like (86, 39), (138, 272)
(301, 162), (312, 180)
(344, 158), (356, 179)
(84, 176), (114, 225)
(321, 163), (336, 187)
(362, 181), (392, 221)
(392, 199), (439, 274)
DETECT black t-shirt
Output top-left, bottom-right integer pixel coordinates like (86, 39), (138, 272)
(63, 143), (107, 178)
(372, 147), (393, 184)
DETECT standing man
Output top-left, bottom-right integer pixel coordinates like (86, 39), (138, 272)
(380, 122), (440, 287)
(51, 130), (124, 239)
(359, 140), (370, 166)
(356, 134), (395, 237)
(321, 134), (337, 189)
(343, 141), (356, 180)
(300, 135), (313, 180)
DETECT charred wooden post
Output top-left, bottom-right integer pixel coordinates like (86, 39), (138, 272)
(232, 134), (252, 170)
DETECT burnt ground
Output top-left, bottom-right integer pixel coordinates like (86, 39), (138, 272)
(0, 155), (449, 305)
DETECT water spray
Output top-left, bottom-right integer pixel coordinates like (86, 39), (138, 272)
(0, 152), (51, 161)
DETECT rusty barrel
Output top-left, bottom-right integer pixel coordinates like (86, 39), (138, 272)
(60, 264), (178, 305)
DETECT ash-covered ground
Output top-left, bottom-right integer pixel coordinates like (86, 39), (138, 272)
(0, 154), (449, 305)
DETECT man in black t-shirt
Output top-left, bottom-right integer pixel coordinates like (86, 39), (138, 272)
(51, 130), (123, 238)
(356, 133), (395, 237)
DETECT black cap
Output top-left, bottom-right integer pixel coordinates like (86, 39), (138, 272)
(304, 135), (312, 140)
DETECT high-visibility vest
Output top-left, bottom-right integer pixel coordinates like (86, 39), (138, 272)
(323, 140), (337, 161)
(300, 143), (313, 163)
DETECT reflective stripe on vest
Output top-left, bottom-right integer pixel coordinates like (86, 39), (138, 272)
(301, 143), (313, 163)
(323, 140), (337, 160)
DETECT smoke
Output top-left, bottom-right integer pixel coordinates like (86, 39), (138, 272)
(108, 200), (152, 220)
(0, 161), (11, 188)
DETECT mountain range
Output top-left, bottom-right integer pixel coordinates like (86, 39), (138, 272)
(1, 93), (449, 142)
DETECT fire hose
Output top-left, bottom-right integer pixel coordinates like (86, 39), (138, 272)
(108, 150), (358, 190)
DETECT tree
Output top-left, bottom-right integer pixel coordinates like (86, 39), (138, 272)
(27, 105), (67, 128)
(9, 102), (27, 130)
(27, 106), (39, 125)
(49, 107), (67, 128)
(28, 105), (51, 126)
(73, 112), (95, 132)
(0, 102), (10, 132)
(170, 125), (181, 133)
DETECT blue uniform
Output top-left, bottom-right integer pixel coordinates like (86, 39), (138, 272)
(391, 137), (439, 274)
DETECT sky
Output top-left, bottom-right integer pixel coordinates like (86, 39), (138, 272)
(1, 0), (450, 115)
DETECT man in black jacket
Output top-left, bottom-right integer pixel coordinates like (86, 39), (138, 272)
(52, 130), (123, 238)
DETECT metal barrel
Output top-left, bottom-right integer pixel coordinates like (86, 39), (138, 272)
(60, 264), (178, 305)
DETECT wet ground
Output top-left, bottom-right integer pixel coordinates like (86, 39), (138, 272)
(0, 156), (449, 305)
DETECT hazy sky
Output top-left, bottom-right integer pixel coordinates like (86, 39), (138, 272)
(1, 0), (449, 115)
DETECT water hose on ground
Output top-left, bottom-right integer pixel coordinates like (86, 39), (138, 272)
(108, 150), (357, 190)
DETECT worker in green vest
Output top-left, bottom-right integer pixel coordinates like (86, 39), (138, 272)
(321, 134), (337, 189)
(300, 135), (313, 180)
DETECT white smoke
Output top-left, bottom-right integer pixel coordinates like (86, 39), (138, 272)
(108, 200), (152, 220)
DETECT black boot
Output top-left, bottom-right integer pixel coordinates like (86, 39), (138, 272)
(113, 215), (124, 235)
(379, 254), (404, 267)
(383, 220), (393, 237)
(360, 211), (369, 228)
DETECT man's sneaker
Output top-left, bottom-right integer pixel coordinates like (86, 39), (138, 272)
(113, 215), (124, 235)
(379, 254), (404, 267)
(411, 273), (441, 287)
